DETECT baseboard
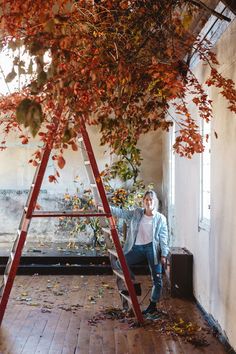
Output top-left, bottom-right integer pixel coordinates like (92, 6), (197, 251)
(196, 300), (236, 354)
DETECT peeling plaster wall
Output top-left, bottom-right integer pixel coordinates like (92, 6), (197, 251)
(138, 130), (164, 201)
(0, 126), (163, 243)
(163, 18), (236, 350)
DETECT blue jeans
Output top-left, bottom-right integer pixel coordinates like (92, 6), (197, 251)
(124, 242), (162, 303)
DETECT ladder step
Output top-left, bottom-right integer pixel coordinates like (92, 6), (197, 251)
(5, 254), (15, 272)
(84, 160), (91, 165)
(0, 282), (4, 296)
(113, 269), (125, 281)
(119, 290), (132, 303)
(5, 258), (12, 275)
(12, 234), (20, 252)
(102, 227), (111, 235)
(108, 249), (118, 258)
(4, 275), (8, 284)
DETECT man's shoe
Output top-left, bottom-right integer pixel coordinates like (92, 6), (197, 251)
(120, 283), (142, 296)
(142, 301), (157, 315)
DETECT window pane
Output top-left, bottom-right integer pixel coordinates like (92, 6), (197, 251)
(200, 119), (211, 224)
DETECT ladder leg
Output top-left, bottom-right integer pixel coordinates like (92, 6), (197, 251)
(79, 118), (144, 324)
(0, 145), (52, 326)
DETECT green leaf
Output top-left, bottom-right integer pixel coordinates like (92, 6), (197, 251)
(27, 102), (43, 137)
(28, 41), (43, 55)
(16, 99), (43, 137)
(44, 19), (55, 33)
(16, 99), (32, 125)
(5, 67), (17, 83)
(37, 70), (47, 86)
(27, 59), (33, 75)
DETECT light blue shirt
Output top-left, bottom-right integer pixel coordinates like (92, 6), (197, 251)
(110, 206), (169, 264)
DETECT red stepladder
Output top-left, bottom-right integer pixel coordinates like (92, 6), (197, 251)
(0, 119), (144, 325)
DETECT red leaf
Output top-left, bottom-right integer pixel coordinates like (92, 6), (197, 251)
(57, 155), (66, 169)
(21, 137), (29, 144)
(48, 175), (57, 183)
(32, 160), (38, 167)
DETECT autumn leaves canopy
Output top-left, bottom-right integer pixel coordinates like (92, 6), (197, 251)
(0, 0), (236, 170)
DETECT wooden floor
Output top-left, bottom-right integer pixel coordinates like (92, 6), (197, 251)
(0, 275), (227, 354)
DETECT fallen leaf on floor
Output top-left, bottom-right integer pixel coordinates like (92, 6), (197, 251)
(58, 305), (72, 311)
(98, 287), (104, 297)
(41, 308), (51, 313)
(42, 304), (53, 309)
(53, 291), (64, 296)
(88, 296), (96, 303)
(28, 302), (40, 306)
(101, 282), (114, 290)
(16, 296), (32, 302)
(71, 304), (83, 309)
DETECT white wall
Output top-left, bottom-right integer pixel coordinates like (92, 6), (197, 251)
(163, 18), (236, 349)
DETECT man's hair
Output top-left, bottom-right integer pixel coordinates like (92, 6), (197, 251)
(143, 190), (159, 210)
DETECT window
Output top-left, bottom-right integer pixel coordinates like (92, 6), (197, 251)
(168, 124), (175, 243)
(169, 124), (175, 208)
(199, 119), (211, 230)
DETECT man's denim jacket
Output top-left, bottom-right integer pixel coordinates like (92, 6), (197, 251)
(110, 207), (169, 265)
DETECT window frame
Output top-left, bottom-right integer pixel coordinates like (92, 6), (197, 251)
(199, 119), (211, 232)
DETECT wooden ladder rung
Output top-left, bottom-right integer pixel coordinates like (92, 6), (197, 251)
(113, 269), (125, 281)
(3, 275), (8, 285)
(108, 249), (118, 258)
(119, 290), (132, 303)
(0, 282), (4, 296)
(102, 227), (111, 234)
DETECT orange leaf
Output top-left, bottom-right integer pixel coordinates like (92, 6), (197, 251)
(71, 141), (78, 151)
(57, 155), (66, 169)
(120, 1), (129, 10)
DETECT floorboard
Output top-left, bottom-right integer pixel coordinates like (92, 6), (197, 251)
(0, 275), (228, 354)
